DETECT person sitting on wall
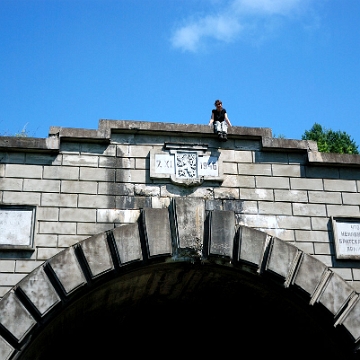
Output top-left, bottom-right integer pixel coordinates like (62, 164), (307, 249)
(208, 99), (232, 141)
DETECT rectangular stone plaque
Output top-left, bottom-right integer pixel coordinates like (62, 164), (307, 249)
(150, 148), (223, 183)
(0, 206), (35, 249)
(332, 217), (360, 260)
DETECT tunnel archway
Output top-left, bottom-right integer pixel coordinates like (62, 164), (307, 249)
(0, 203), (360, 359)
(16, 262), (356, 359)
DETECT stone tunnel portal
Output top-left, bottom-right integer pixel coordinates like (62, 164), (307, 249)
(17, 262), (356, 359)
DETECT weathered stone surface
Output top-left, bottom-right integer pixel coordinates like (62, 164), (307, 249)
(80, 233), (114, 277)
(112, 223), (143, 263)
(173, 198), (205, 258)
(293, 253), (327, 296)
(18, 266), (60, 316)
(265, 237), (300, 279)
(0, 290), (36, 341)
(0, 335), (14, 360)
(341, 297), (360, 341)
(209, 210), (235, 257)
(318, 272), (355, 316)
(238, 226), (270, 268)
(142, 208), (172, 257)
(49, 247), (87, 295)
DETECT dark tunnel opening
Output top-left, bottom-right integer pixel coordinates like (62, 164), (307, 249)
(18, 262), (358, 360)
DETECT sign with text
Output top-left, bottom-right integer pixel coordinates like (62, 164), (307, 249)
(150, 145), (224, 186)
(332, 217), (360, 260)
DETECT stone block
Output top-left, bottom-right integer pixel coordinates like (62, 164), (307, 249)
(324, 179), (357, 192)
(241, 188), (274, 201)
(37, 248), (63, 261)
(222, 174), (255, 188)
(18, 266), (60, 316)
(173, 198), (205, 258)
(36, 207), (59, 221)
(308, 191), (342, 204)
(59, 208), (96, 222)
(290, 178), (323, 190)
(318, 272), (354, 316)
(0, 273), (27, 286)
(28, 173), (56, 192)
(98, 182), (134, 196)
(295, 230), (330, 242)
(77, 222), (114, 235)
(305, 166), (339, 179)
(115, 196), (151, 209)
(238, 163), (271, 176)
(341, 297), (360, 341)
(223, 200), (244, 213)
(0, 335), (14, 360)
(0, 290), (36, 341)
(62, 154), (98, 167)
(265, 237), (300, 280)
(49, 247), (86, 294)
(5, 164), (42, 179)
(3, 191), (40, 206)
(272, 164), (302, 177)
(293, 253), (327, 296)
(134, 184), (160, 197)
(79, 233), (114, 278)
(238, 226), (270, 268)
(15, 260), (44, 273)
(292, 203), (327, 217)
(151, 197), (171, 209)
(222, 162), (237, 174)
(259, 201), (292, 215)
(80, 167), (115, 182)
(116, 169), (148, 183)
(39, 222), (76, 235)
(58, 235), (87, 248)
(327, 205), (360, 217)
(274, 189), (308, 203)
(276, 215), (311, 230)
(112, 223), (143, 263)
(61, 180), (97, 194)
(78, 194), (115, 208)
(342, 193), (360, 205)
(97, 209), (140, 223)
(43, 165), (79, 180)
(0, 178), (23, 191)
(214, 187), (239, 199)
(41, 193), (78, 207)
(143, 208), (172, 257)
(256, 176), (289, 189)
(0, 261), (15, 272)
(209, 210), (235, 258)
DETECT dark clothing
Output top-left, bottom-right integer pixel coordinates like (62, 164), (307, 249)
(212, 108), (227, 123)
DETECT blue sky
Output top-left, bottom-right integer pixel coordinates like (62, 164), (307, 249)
(1, 0), (359, 147)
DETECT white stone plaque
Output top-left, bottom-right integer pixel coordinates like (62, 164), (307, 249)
(0, 207), (35, 249)
(198, 155), (219, 177)
(332, 217), (360, 259)
(154, 154), (175, 174)
(150, 146), (223, 186)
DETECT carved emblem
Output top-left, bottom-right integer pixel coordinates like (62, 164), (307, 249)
(150, 143), (223, 187)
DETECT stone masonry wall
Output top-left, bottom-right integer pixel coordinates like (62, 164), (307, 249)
(0, 119), (360, 297)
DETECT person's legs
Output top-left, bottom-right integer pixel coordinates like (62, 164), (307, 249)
(220, 122), (228, 141)
(214, 121), (223, 139)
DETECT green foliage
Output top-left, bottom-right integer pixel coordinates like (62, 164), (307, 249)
(302, 123), (359, 154)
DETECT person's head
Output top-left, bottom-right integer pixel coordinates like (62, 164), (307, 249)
(214, 100), (222, 109)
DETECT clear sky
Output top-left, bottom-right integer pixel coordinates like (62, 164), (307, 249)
(1, 0), (359, 146)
